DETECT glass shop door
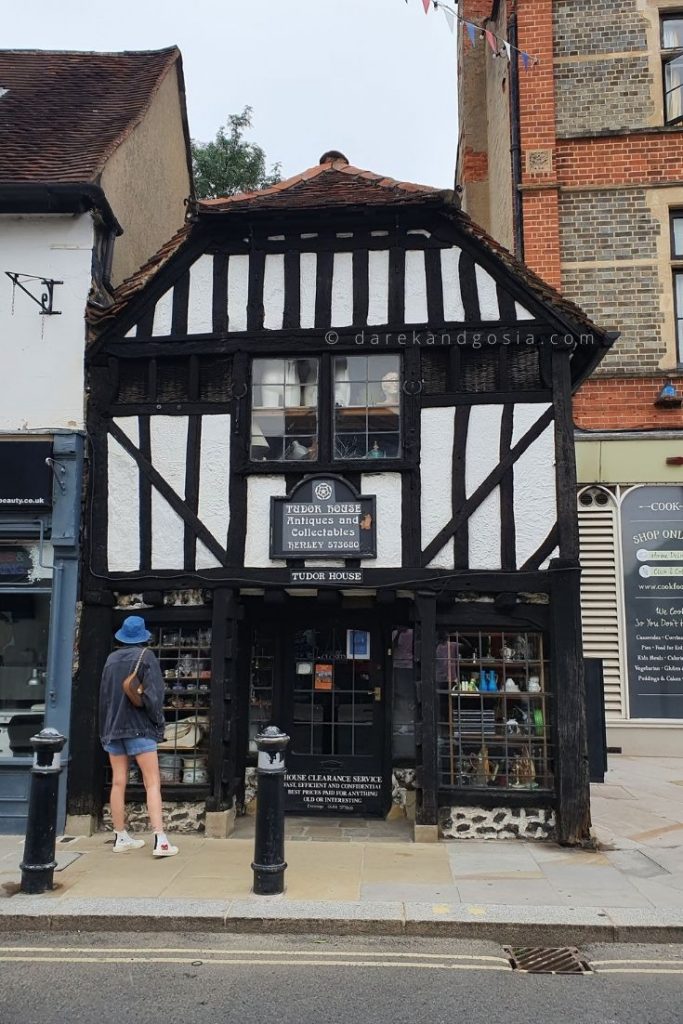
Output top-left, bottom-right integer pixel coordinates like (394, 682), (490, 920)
(284, 621), (387, 816)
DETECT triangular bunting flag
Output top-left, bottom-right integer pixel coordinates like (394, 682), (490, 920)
(466, 22), (477, 47)
(422, 0), (431, 13)
(441, 5), (455, 32)
(504, 40), (511, 60)
(521, 51), (530, 70)
(485, 29), (497, 52)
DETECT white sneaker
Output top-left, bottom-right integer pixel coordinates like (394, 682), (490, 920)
(113, 835), (145, 853)
(153, 838), (179, 858)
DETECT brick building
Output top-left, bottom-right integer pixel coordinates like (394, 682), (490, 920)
(458, 0), (683, 754)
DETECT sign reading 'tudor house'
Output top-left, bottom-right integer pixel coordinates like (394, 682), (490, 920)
(270, 476), (376, 560)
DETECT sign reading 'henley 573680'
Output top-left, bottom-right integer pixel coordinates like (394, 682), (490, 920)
(270, 476), (376, 559)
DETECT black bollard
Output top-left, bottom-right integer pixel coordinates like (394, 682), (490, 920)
(251, 725), (290, 895)
(20, 728), (67, 895)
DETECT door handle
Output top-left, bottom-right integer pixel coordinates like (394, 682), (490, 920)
(373, 687), (382, 702)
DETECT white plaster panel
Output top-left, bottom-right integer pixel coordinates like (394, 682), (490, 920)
(245, 476), (287, 567)
(263, 253), (285, 330)
(421, 408), (454, 568)
(468, 486), (502, 570)
(440, 246), (465, 322)
(367, 250), (389, 325)
(513, 422), (557, 568)
(300, 252), (317, 329)
(404, 250), (428, 324)
(187, 254), (213, 333)
(512, 403), (552, 447)
(197, 414), (231, 569)
(474, 265), (500, 320)
(125, 325), (137, 338)
(361, 473), (402, 567)
(108, 417), (140, 571)
(331, 252), (353, 327)
(515, 302), (534, 321)
(0, 214), (93, 430)
(465, 405), (503, 497)
(227, 254), (249, 332)
(150, 416), (188, 569)
(196, 539), (220, 571)
(152, 288), (173, 335)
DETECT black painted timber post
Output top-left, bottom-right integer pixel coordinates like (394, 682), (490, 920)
(20, 728), (67, 894)
(252, 726), (290, 895)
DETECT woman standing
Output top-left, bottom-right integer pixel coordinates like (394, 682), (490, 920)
(99, 615), (178, 857)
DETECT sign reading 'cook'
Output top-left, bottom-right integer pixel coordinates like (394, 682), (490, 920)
(270, 476), (376, 559)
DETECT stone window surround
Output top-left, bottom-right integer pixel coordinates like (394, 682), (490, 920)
(640, 0), (683, 127)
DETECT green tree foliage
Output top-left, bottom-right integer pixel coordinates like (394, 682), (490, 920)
(191, 106), (282, 200)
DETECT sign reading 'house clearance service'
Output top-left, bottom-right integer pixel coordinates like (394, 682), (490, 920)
(271, 476), (376, 559)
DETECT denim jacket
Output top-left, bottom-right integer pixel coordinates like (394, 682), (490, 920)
(99, 646), (165, 748)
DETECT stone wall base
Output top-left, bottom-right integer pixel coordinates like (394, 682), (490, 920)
(440, 806), (556, 841)
(101, 801), (206, 834)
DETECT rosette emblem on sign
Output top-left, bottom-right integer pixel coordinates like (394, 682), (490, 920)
(314, 481), (333, 502)
(271, 475), (376, 560)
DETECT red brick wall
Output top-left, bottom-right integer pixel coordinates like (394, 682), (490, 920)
(556, 133), (683, 187)
(574, 377), (683, 430)
(461, 147), (488, 183)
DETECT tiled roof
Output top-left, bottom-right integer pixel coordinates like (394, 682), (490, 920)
(89, 158), (608, 344)
(0, 47), (180, 183)
(197, 159), (448, 212)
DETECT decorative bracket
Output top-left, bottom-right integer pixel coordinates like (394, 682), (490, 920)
(5, 272), (62, 315)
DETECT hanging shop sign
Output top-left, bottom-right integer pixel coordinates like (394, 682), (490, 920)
(621, 486), (683, 719)
(271, 476), (376, 560)
(0, 441), (52, 509)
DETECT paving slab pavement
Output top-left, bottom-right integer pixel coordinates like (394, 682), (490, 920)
(0, 755), (682, 941)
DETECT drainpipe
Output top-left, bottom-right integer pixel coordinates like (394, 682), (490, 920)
(509, 11), (524, 260)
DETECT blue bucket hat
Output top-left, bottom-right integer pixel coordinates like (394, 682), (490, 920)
(115, 615), (151, 645)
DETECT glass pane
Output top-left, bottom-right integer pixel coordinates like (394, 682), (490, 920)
(662, 16), (683, 48)
(674, 218), (683, 258)
(665, 56), (683, 122)
(677, 274), (683, 362)
(251, 358), (318, 462)
(333, 355), (401, 461)
(0, 593), (50, 757)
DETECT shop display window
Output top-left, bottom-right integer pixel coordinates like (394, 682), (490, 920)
(121, 624), (212, 786)
(436, 630), (553, 792)
(249, 629), (275, 753)
(0, 591), (50, 758)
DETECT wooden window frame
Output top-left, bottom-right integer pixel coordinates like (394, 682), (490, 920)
(670, 210), (683, 364)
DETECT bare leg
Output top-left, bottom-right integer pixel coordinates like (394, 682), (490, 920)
(108, 754), (128, 833)
(135, 750), (163, 833)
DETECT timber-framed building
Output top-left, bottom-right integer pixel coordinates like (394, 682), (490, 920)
(71, 154), (614, 844)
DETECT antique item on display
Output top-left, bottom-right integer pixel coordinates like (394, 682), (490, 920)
(505, 677), (520, 692)
(528, 675), (541, 693)
(512, 634), (530, 661)
(467, 746), (499, 786)
(511, 747), (537, 788)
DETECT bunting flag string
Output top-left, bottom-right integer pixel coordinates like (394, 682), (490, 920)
(415, 0), (540, 67)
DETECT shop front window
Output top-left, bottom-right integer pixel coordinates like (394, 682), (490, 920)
(0, 588), (50, 758)
(333, 355), (401, 460)
(250, 358), (319, 461)
(436, 630), (553, 792)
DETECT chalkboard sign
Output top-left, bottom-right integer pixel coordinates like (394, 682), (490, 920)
(271, 476), (376, 560)
(621, 486), (683, 719)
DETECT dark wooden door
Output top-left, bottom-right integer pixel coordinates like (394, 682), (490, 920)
(283, 619), (387, 815)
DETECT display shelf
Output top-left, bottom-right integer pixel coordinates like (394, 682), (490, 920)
(436, 630), (553, 792)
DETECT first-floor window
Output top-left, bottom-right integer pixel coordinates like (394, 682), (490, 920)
(671, 212), (683, 363)
(250, 354), (402, 462)
(662, 15), (683, 124)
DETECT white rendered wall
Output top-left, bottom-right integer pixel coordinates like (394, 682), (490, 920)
(245, 476), (287, 567)
(0, 214), (93, 431)
(361, 472), (402, 567)
(421, 407), (455, 568)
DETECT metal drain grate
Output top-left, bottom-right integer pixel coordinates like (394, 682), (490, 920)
(504, 946), (591, 975)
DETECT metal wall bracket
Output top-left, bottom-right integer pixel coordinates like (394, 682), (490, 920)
(5, 272), (63, 315)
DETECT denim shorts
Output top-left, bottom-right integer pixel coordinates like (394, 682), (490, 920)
(104, 737), (158, 757)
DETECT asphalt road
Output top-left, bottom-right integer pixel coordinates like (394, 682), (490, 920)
(1, 933), (682, 1024)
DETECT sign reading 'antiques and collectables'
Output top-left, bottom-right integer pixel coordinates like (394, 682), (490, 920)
(271, 476), (376, 559)
(0, 441), (53, 508)
(621, 486), (683, 719)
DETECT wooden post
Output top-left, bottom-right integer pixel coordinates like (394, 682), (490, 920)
(68, 602), (112, 821)
(207, 588), (238, 813)
(415, 592), (438, 838)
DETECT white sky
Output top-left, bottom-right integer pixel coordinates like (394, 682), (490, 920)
(6, 0), (458, 188)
